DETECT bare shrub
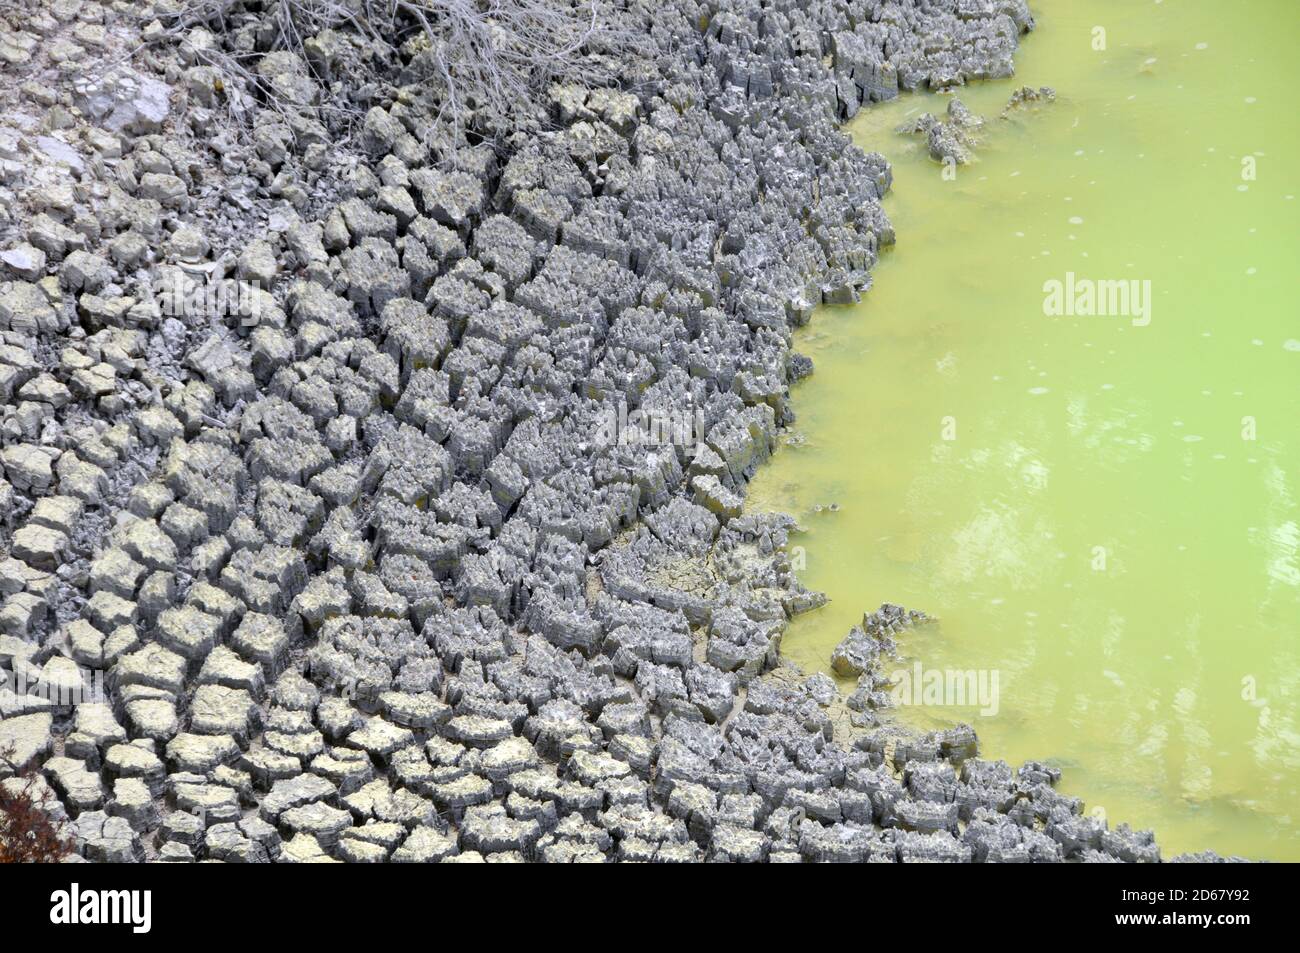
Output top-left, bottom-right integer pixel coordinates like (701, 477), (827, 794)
(162, 0), (638, 136)
(392, 0), (627, 126)
(0, 744), (72, 864)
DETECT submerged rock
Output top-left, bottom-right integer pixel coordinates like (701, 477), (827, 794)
(897, 98), (982, 163)
(832, 603), (931, 677)
(1002, 85), (1058, 117)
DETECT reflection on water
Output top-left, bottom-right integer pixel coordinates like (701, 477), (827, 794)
(749, 0), (1300, 859)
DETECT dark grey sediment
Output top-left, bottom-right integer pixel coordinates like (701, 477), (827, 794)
(0, 0), (1242, 862)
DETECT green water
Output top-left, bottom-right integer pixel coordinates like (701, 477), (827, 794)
(750, 0), (1300, 860)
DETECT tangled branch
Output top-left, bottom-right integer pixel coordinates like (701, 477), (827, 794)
(163, 0), (637, 136)
(0, 744), (72, 864)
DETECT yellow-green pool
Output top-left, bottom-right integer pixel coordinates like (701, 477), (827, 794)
(750, 0), (1300, 860)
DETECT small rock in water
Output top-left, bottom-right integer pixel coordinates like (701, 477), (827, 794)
(1001, 85), (1057, 117)
(831, 603), (932, 677)
(896, 100), (981, 164)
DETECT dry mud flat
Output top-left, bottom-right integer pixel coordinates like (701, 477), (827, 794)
(0, 0), (1236, 863)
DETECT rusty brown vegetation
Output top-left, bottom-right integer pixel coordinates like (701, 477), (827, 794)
(0, 744), (72, 864)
